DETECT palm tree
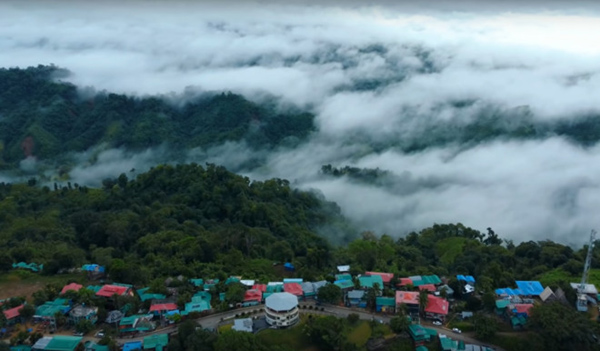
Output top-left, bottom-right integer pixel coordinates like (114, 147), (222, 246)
(418, 290), (429, 316)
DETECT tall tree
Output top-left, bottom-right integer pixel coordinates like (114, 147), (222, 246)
(418, 290), (429, 316)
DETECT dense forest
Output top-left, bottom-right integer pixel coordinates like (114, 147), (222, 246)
(0, 65), (314, 168)
(3, 65), (600, 176)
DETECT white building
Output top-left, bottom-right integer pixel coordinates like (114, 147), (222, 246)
(264, 292), (299, 328)
(232, 318), (253, 333)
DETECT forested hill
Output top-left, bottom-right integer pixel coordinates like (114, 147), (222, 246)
(0, 65), (314, 167)
(0, 163), (353, 281)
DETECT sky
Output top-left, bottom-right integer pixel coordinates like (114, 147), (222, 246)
(2, 0), (600, 245)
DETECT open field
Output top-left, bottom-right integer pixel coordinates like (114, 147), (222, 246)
(0, 272), (84, 300)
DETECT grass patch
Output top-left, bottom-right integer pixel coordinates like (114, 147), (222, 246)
(347, 321), (372, 347)
(435, 237), (467, 265)
(537, 268), (600, 288)
(489, 333), (540, 351)
(0, 272), (84, 300)
(218, 324), (233, 333)
(447, 321), (474, 332)
(257, 316), (311, 350)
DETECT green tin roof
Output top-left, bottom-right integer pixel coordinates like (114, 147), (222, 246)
(334, 280), (354, 289)
(84, 341), (109, 351)
(440, 337), (458, 351)
(190, 279), (204, 287)
(266, 285), (284, 293)
(86, 285), (102, 293)
(359, 275), (383, 288)
(46, 336), (82, 351)
(143, 334), (168, 351)
(335, 273), (352, 281)
(376, 297), (396, 306)
(35, 299), (70, 317)
(496, 299), (510, 309)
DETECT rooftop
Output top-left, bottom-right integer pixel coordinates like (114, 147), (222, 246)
(365, 272), (394, 284)
(70, 305), (98, 317)
(60, 283), (83, 295)
(122, 342), (142, 351)
(283, 283), (303, 296)
(143, 334), (168, 351)
(515, 281), (544, 296)
(232, 318), (253, 333)
(570, 282), (598, 295)
(395, 291), (419, 305)
(265, 292), (298, 312)
(425, 296), (449, 316)
(35, 336), (82, 351)
(96, 285), (130, 298)
(334, 280), (354, 290)
(359, 275), (384, 288)
(243, 289), (262, 302)
(4, 304), (24, 319)
(149, 303), (178, 312)
(376, 297), (396, 306)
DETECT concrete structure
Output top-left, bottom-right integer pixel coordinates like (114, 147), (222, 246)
(232, 318), (253, 332)
(264, 292), (299, 328)
(68, 305), (98, 325)
(32, 336), (82, 351)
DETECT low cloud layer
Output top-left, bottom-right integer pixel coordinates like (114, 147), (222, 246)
(2, 0), (600, 245)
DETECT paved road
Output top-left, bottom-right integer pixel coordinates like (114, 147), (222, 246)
(9, 302), (503, 351)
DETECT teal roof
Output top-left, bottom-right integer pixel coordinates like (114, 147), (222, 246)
(359, 275), (383, 288)
(120, 315), (144, 326)
(219, 293), (226, 301)
(35, 299), (70, 317)
(266, 285), (284, 293)
(194, 291), (212, 301)
(112, 283), (133, 288)
(496, 299), (510, 309)
(12, 262), (43, 272)
(335, 273), (352, 281)
(46, 336), (82, 351)
(376, 297), (396, 306)
(137, 288), (166, 301)
(408, 324), (427, 340)
(225, 277), (240, 285)
(511, 316), (527, 326)
(143, 334), (168, 351)
(440, 337), (458, 351)
(181, 299), (210, 315)
(416, 347), (429, 351)
(190, 279), (204, 287)
(11, 346), (32, 351)
(84, 341), (109, 351)
(86, 285), (102, 293)
(334, 280), (354, 289)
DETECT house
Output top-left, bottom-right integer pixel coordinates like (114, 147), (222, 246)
(34, 299), (71, 328)
(439, 335), (459, 351)
(263, 283), (284, 300)
(347, 290), (366, 307)
(283, 278), (303, 284)
(283, 283), (303, 298)
(243, 289), (262, 307)
(264, 293), (299, 328)
(460, 311), (473, 319)
(397, 278), (413, 288)
(225, 277), (241, 285)
(143, 334), (168, 351)
(119, 315), (155, 335)
(334, 280), (354, 291)
(495, 300), (510, 315)
(359, 275), (384, 289)
(424, 296), (449, 321)
(203, 279), (220, 291)
(375, 297), (396, 313)
(570, 282), (598, 298)
(457, 275), (475, 284)
(122, 342), (143, 351)
(365, 272), (394, 286)
(32, 336), (82, 351)
(337, 265), (350, 273)
(284, 263), (295, 272)
(539, 286), (556, 303)
(181, 297), (211, 316)
(96, 284), (133, 298)
(511, 304), (533, 318)
(68, 305), (98, 325)
(436, 285), (454, 297)
(408, 324), (438, 346)
(149, 303), (178, 315)
(189, 279), (204, 288)
(301, 282), (316, 299)
(60, 283), (83, 295)
(84, 341), (108, 351)
(418, 284), (436, 293)
(515, 281), (544, 297)
(411, 275), (442, 287)
(3, 304), (24, 325)
(335, 273), (352, 281)
(232, 318), (253, 332)
(252, 284), (267, 293)
(137, 288), (166, 302)
(396, 291), (420, 314)
(240, 280), (255, 288)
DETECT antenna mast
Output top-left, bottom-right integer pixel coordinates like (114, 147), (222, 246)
(577, 229), (596, 312)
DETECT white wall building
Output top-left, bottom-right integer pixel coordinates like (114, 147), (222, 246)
(264, 292), (299, 328)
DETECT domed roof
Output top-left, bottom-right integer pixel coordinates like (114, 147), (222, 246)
(265, 292), (298, 312)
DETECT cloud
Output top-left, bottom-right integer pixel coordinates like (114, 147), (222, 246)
(2, 0), (600, 244)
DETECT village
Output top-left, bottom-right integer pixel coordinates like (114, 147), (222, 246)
(2, 261), (596, 351)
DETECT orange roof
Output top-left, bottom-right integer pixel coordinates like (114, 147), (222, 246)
(365, 272), (394, 284)
(96, 285), (130, 297)
(61, 283), (83, 295)
(149, 303), (178, 312)
(244, 289), (263, 302)
(425, 295), (449, 316)
(418, 284), (436, 292)
(3, 304), (24, 320)
(395, 291), (419, 305)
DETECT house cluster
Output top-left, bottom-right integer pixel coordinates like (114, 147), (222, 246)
(408, 322), (493, 351)
(334, 266), (453, 322)
(494, 280), (558, 330)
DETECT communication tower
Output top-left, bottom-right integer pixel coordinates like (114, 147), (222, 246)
(577, 230), (596, 312)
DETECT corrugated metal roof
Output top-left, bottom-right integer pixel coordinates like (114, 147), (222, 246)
(265, 292), (298, 312)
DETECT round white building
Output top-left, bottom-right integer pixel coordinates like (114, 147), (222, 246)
(264, 292), (299, 328)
